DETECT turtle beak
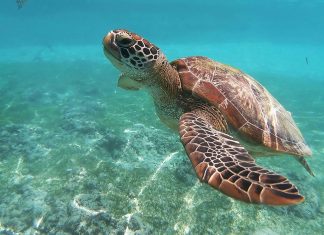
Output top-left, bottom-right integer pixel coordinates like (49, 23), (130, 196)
(103, 31), (121, 61)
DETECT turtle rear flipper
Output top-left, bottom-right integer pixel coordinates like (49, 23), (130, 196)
(179, 110), (304, 205)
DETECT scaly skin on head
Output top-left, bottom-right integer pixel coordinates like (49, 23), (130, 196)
(103, 29), (182, 99)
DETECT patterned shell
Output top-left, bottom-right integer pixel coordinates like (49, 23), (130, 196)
(172, 56), (311, 156)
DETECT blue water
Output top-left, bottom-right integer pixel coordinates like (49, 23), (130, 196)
(0, 0), (324, 234)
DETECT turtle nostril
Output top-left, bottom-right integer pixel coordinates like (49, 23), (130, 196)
(103, 32), (114, 49)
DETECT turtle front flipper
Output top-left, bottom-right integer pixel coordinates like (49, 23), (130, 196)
(179, 110), (304, 205)
(118, 74), (142, 90)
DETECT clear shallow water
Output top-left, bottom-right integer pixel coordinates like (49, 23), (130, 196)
(0, 0), (324, 234)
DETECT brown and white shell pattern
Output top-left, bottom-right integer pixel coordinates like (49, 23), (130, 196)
(172, 56), (311, 157)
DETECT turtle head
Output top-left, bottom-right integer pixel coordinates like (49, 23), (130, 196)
(103, 29), (163, 79)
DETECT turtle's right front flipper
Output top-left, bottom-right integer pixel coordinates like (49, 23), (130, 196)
(118, 74), (142, 90)
(179, 110), (304, 205)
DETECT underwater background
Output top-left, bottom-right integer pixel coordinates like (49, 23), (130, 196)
(1, 0), (324, 234)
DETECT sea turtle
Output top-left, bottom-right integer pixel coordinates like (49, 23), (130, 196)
(103, 29), (313, 205)
(16, 0), (27, 9)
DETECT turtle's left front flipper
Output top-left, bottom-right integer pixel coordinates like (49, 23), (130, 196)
(179, 110), (304, 205)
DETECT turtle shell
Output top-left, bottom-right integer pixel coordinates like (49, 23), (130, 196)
(172, 56), (311, 156)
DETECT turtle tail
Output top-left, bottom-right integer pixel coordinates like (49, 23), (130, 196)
(294, 156), (314, 177)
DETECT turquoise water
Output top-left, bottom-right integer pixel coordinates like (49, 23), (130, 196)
(1, 0), (324, 234)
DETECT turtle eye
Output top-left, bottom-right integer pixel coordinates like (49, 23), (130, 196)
(116, 35), (136, 48)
